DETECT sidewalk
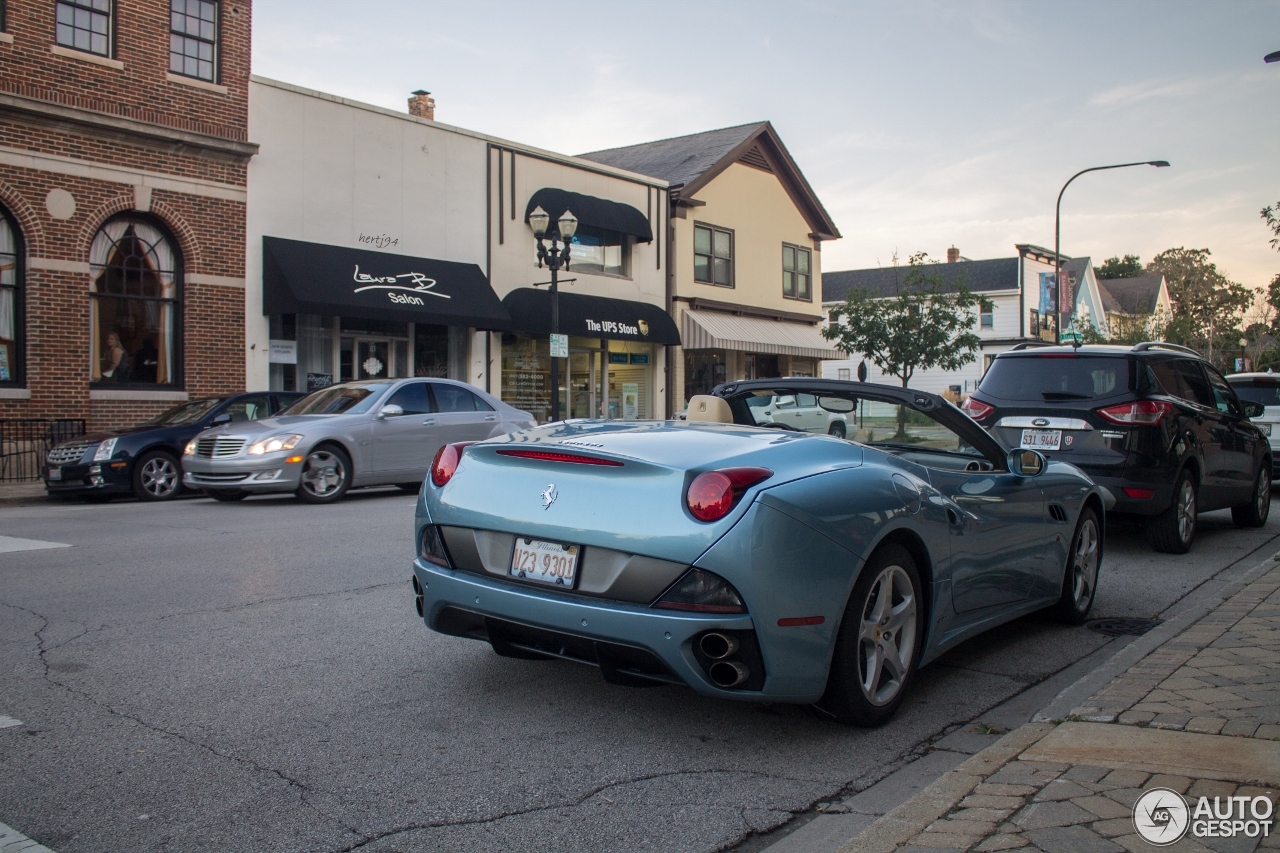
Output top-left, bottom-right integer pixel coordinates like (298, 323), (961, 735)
(834, 562), (1280, 852)
(0, 482), (50, 507)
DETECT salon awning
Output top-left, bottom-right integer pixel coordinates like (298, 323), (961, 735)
(262, 236), (511, 329)
(501, 288), (680, 345)
(681, 308), (842, 359)
(524, 188), (653, 242)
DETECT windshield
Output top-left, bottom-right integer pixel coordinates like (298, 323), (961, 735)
(281, 383), (390, 416)
(979, 355), (1133, 402)
(858, 402), (984, 456)
(146, 398), (223, 425)
(1230, 379), (1280, 407)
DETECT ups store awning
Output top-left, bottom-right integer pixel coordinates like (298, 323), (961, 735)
(525, 188), (653, 242)
(501, 288), (680, 345)
(682, 308), (841, 359)
(263, 236), (511, 329)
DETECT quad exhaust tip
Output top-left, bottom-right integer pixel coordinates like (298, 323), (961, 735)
(708, 660), (749, 688)
(412, 576), (424, 618)
(698, 632), (739, 660)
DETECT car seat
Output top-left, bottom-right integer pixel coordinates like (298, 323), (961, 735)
(686, 395), (734, 424)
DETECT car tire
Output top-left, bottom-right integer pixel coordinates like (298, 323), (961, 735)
(1231, 465), (1271, 528)
(819, 543), (923, 726)
(132, 450), (183, 502)
(295, 444), (352, 504)
(207, 490), (248, 502)
(828, 421), (847, 439)
(1147, 469), (1197, 554)
(1051, 507), (1102, 625)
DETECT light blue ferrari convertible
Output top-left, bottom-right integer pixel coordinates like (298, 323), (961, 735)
(411, 379), (1108, 725)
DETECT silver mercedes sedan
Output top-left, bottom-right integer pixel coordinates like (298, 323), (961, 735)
(182, 378), (535, 503)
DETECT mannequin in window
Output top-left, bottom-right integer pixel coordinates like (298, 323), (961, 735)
(133, 338), (158, 383)
(102, 331), (130, 382)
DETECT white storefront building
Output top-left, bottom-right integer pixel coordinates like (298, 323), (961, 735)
(245, 77), (676, 420)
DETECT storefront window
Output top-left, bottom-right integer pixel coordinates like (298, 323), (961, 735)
(501, 334), (655, 423)
(0, 207), (21, 385)
(569, 225), (628, 277)
(89, 217), (180, 386)
(685, 350), (727, 404)
(502, 334), (551, 423)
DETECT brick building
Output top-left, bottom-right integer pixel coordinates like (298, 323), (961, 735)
(0, 0), (255, 430)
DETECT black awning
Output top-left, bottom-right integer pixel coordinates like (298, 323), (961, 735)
(524, 188), (653, 242)
(501, 288), (680, 345)
(263, 237), (511, 329)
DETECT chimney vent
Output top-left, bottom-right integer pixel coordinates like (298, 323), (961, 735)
(947, 246), (960, 263)
(408, 90), (435, 120)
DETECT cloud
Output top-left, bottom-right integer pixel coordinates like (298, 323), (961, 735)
(1088, 75), (1215, 107)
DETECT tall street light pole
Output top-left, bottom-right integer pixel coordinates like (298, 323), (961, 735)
(528, 205), (578, 422)
(1054, 160), (1170, 343)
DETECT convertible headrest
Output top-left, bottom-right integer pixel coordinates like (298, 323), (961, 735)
(686, 395), (734, 424)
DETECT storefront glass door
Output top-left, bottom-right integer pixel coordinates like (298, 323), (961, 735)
(348, 337), (407, 381)
(567, 349), (603, 419)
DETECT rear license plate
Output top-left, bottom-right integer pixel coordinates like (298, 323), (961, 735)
(1020, 429), (1062, 451)
(1259, 423), (1272, 436)
(47, 467), (61, 481)
(510, 538), (580, 587)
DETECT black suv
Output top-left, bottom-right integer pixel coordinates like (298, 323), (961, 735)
(961, 343), (1270, 553)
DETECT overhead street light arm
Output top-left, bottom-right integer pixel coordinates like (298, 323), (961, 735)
(1052, 160), (1170, 344)
(1266, 50), (1280, 63)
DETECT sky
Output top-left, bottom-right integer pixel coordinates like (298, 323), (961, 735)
(252, 0), (1280, 291)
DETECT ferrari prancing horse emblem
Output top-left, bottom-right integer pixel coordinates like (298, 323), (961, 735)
(541, 483), (558, 510)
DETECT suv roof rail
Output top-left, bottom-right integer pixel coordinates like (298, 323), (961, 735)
(1010, 341), (1055, 351)
(1131, 342), (1203, 357)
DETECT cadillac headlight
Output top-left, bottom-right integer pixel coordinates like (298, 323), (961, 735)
(183, 439), (197, 456)
(92, 438), (118, 462)
(247, 434), (303, 455)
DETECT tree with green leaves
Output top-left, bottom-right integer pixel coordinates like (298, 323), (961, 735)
(1096, 254), (1144, 279)
(1147, 247), (1250, 367)
(823, 252), (992, 438)
(1263, 201), (1280, 251)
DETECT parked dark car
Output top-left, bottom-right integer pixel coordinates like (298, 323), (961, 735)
(961, 343), (1271, 554)
(44, 392), (302, 502)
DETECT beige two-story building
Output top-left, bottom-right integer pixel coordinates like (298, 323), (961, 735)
(581, 122), (841, 412)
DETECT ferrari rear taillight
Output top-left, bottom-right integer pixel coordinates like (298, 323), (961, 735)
(1097, 400), (1173, 426)
(496, 449), (623, 466)
(430, 442), (476, 487)
(960, 397), (994, 421)
(653, 568), (746, 614)
(685, 467), (773, 522)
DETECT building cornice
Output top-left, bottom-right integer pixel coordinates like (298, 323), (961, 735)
(0, 91), (258, 161)
(674, 295), (824, 325)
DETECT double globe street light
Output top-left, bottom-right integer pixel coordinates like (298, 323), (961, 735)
(1053, 160), (1170, 344)
(527, 205), (579, 422)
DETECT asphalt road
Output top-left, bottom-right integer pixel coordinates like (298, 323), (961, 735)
(1, 489), (1277, 852)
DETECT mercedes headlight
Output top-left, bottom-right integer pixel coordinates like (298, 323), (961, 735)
(247, 434), (304, 455)
(92, 438), (118, 462)
(183, 439), (197, 456)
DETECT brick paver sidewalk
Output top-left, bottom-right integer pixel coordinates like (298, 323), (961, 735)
(838, 564), (1280, 853)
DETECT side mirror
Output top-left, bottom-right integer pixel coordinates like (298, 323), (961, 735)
(209, 413), (232, 425)
(1243, 400), (1265, 419)
(377, 404), (405, 419)
(818, 396), (855, 413)
(1008, 448), (1046, 477)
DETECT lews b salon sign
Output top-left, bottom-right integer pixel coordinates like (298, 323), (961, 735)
(352, 265), (451, 306)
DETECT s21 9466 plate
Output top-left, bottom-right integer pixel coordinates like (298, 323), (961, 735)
(1020, 429), (1061, 451)
(510, 538), (580, 587)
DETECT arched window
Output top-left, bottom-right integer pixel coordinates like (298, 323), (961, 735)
(89, 216), (182, 386)
(0, 205), (22, 386)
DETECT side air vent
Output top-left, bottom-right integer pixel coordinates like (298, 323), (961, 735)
(1048, 504), (1068, 523)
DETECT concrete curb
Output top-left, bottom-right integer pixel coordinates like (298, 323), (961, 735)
(1033, 545), (1280, 723)
(832, 722), (1056, 853)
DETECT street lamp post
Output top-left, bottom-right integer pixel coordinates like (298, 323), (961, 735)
(1053, 160), (1170, 344)
(527, 205), (578, 422)
(1265, 50), (1280, 63)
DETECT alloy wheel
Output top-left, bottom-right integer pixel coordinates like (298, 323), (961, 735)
(1258, 471), (1271, 519)
(1072, 516), (1100, 610)
(140, 457), (178, 498)
(1176, 479), (1196, 545)
(856, 564), (917, 707)
(301, 450), (345, 497)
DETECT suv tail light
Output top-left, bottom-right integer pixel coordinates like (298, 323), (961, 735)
(1097, 400), (1173, 426)
(685, 467), (773, 522)
(960, 397), (994, 421)
(653, 568), (746, 613)
(430, 442), (476, 487)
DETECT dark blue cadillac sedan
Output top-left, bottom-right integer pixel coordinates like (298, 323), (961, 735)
(44, 392), (302, 502)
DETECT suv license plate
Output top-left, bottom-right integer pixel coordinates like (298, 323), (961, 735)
(510, 538), (580, 587)
(47, 467), (61, 481)
(1020, 429), (1062, 451)
(1259, 423), (1272, 436)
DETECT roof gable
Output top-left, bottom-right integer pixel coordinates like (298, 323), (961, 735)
(580, 121), (840, 240)
(1095, 274), (1166, 315)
